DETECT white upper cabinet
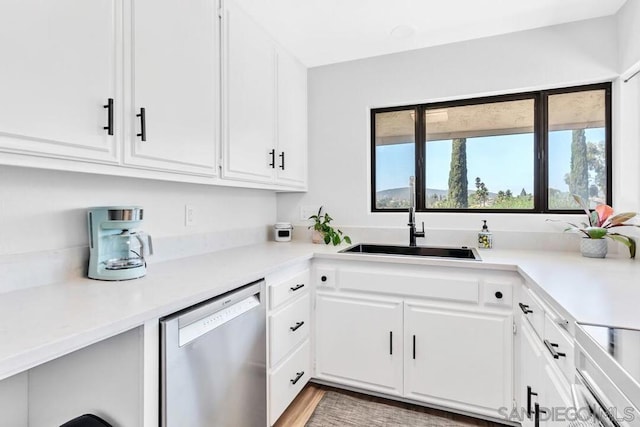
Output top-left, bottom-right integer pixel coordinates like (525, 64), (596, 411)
(124, 0), (219, 175)
(0, 0), (307, 189)
(221, 0), (308, 188)
(0, 0), (120, 163)
(275, 49), (307, 188)
(221, 0), (277, 183)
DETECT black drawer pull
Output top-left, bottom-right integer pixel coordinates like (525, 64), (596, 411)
(527, 386), (538, 418)
(136, 107), (146, 141)
(321, 275), (327, 282)
(269, 149), (275, 168)
(544, 339), (566, 359)
(279, 151), (285, 170)
(290, 284), (305, 292)
(495, 291), (503, 299)
(389, 331), (393, 355)
(290, 371), (304, 385)
(412, 335), (416, 360)
(290, 321), (304, 332)
(103, 98), (114, 135)
(519, 302), (533, 314)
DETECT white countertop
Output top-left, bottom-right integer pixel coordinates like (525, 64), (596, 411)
(1, 242), (639, 381)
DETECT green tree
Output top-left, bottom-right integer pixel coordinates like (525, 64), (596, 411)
(569, 129), (589, 201)
(587, 141), (605, 198)
(447, 138), (468, 208)
(473, 177), (489, 207)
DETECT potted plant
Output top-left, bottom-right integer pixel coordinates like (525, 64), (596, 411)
(308, 206), (352, 246)
(548, 195), (639, 258)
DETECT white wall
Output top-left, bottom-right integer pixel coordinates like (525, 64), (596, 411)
(278, 16), (630, 245)
(617, 0), (640, 72)
(615, 0), (640, 214)
(0, 165), (276, 256)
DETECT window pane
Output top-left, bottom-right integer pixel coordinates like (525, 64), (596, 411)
(424, 99), (535, 209)
(547, 90), (607, 210)
(374, 110), (415, 209)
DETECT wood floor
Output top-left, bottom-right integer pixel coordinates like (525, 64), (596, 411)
(274, 384), (326, 427)
(274, 383), (505, 427)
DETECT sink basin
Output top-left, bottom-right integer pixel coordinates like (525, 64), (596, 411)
(339, 244), (481, 260)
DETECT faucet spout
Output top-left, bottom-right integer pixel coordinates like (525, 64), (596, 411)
(407, 177), (425, 246)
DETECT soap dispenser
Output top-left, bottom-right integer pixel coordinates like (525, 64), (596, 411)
(478, 220), (493, 249)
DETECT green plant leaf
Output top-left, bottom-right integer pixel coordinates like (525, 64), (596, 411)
(573, 194), (591, 218)
(607, 233), (636, 259)
(332, 233), (341, 246)
(323, 234), (331, 244)
(589, 211), (599, 227)
(585, 227), (607, 239)
(344, 236), (352, 244)
(608, 212), (637, 226)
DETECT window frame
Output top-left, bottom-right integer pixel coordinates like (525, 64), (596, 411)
(370, 82), (612, 214)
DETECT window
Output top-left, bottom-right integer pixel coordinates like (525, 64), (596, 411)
(371, 83), (611, 213)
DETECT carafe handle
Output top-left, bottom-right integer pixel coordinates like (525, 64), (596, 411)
(135, 232), (154, 257)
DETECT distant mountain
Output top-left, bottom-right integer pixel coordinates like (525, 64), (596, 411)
(377, 187), (496, 199)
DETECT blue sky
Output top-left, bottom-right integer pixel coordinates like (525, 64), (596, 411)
(376, 128), (605, 194)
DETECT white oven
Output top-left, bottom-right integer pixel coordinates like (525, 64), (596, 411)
(574, 324), (640, 427)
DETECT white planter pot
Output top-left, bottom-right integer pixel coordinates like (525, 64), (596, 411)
(580, 238), (608, 258)
(311, 230), (325, 244)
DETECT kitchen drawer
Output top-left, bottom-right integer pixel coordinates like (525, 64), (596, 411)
(543, 312), (575, 383)
(518, 287), (545, 338)
(269, 269), (309, 310)
(269, 339), (310, 426)
(269, 294), (310, 367)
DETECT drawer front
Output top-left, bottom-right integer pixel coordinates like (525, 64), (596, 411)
(270, 294), (310, 366)
(269, 340), (311, 425)
(543, 313), (575, 382)
(518, 287), (545, 338)
(270, 269), (310, 310)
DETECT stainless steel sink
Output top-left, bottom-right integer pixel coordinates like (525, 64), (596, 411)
(339, 243), (481, 260)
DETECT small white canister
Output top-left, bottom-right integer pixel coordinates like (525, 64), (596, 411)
(274, 222), (293, 242)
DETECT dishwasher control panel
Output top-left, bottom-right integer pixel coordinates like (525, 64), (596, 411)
(179, 295), (260, 346)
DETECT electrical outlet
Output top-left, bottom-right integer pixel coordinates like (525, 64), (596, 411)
(300, 205), (320, 221)
(185, 204), (195, 226)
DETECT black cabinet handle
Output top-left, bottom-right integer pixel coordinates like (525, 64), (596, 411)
(279, 151), (285, 170)
(103, 98), (114, 135)
(389, 331), (393, 355)
(412, 335), (416, 359)
(534, 403), (541, 427)
(321, 275), (327, 282)
(527, 386), (538, 418)
(544, 339), (566, 359)
(290, 283), (305, 292)
(136, 108), (146, 141)
(269, 149), (275, 168)
(290, 371), (304, 385)
(495, 291), (503, 299)
(290, 321), (304, 332)
(519, 303), (533, 314)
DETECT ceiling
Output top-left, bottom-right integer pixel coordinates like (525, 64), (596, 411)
(234, 0), (627, 67)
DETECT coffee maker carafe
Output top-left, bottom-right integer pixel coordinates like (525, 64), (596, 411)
(88, 207), (153, 281)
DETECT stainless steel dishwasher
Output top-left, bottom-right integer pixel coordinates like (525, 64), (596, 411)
(160, 280), (266, 427)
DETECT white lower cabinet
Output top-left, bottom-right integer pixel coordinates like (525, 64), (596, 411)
(404, 302), (513, 414)
(315, 293), (403, 395)
(266, 263), (311, 425)
(269, 340), (311, 426)
(312, 260), (518, 420)
(517, 284), (574, 427)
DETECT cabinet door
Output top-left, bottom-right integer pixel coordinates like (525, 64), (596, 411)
(315, 293), (403, 396)
(539, 358), (572, 427)
(275, 48), (307, 188)
(221, 0), (276, 184)
(125, 0), (218, 175)
(0, 0), (119, 163)
(519, 318), (544, 427)
(404, 302), (513, 415)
